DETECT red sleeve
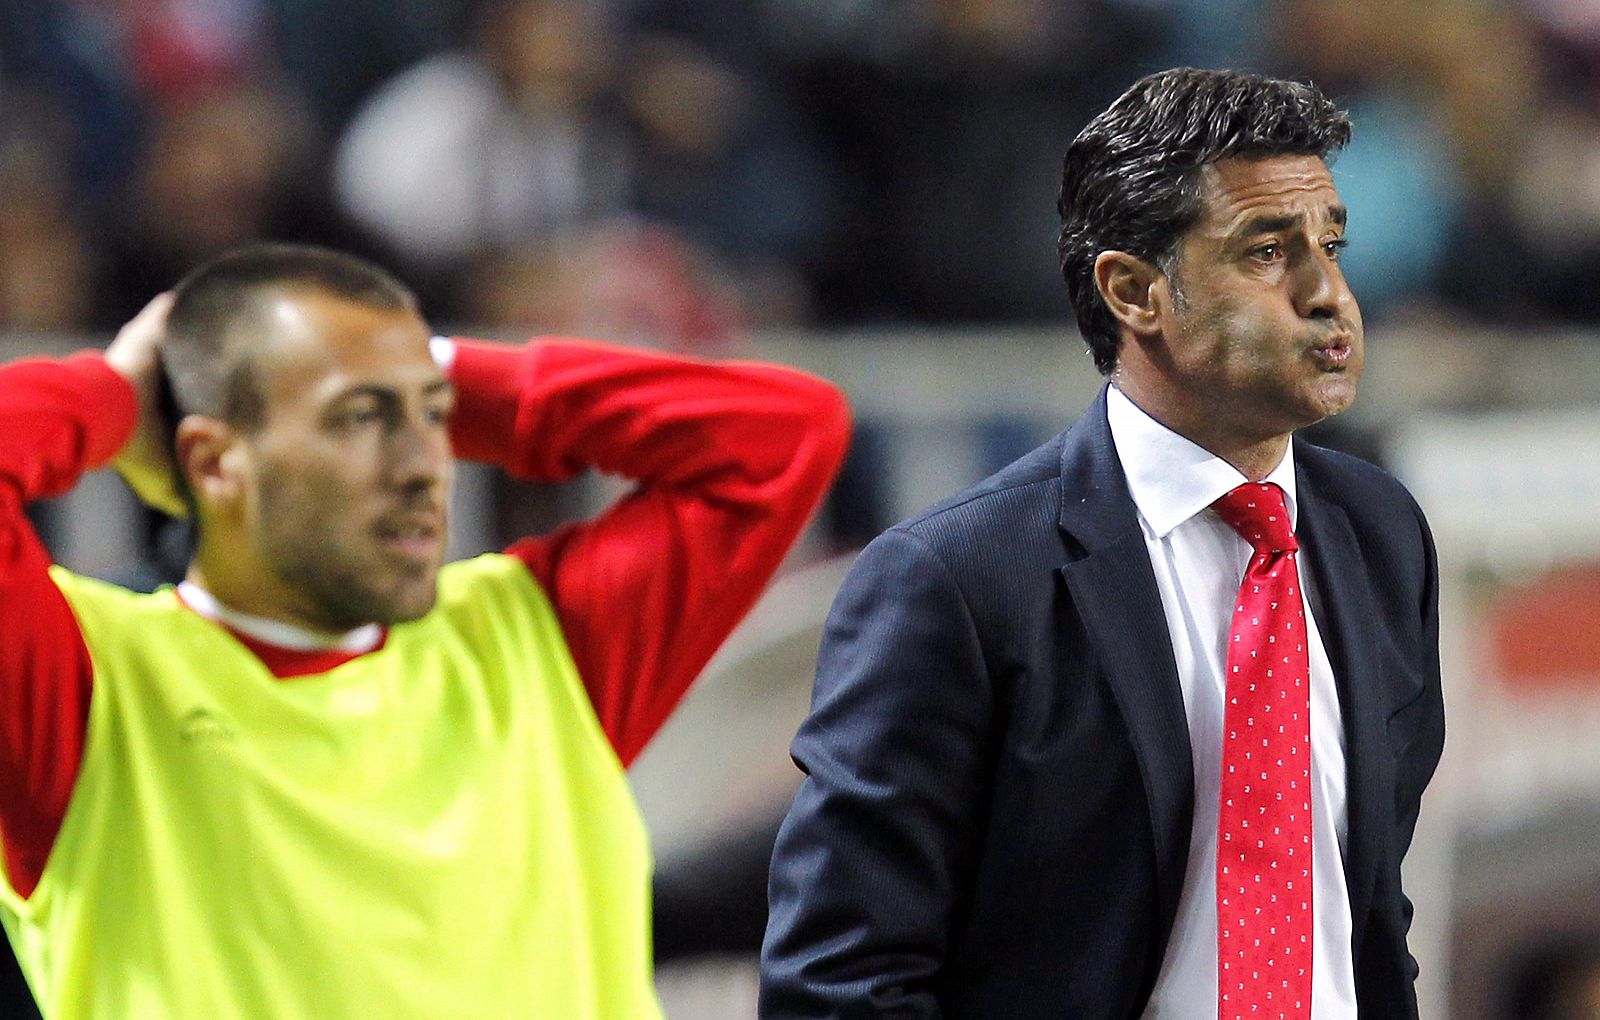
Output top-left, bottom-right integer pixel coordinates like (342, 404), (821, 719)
(447, 338), (850, 767)
(0, 353), (137, 898)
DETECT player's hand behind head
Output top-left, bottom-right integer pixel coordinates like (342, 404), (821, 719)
(106, 293), (189, 518)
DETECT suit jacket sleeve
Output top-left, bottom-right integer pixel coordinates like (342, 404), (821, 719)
(762, 527), (994, 1019)
(1395, 496), (1446, 989)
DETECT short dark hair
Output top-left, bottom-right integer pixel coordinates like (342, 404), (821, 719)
(162, 243), (418, 429)
(1057, 68), (1352, 374)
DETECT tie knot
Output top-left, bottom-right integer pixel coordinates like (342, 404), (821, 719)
(1213, 482), (1298, 554)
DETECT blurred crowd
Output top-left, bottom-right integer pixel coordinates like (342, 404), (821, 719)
(11, 5), (1600, 1019)
(6, 0), (1600, 344)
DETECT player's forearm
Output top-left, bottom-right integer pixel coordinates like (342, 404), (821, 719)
(455, 336), (850, 765)
(0, 353), (139, 506)
(445, 336), (851, 499)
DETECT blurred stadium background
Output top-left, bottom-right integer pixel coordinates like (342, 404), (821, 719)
(6, 0), (1600, 1016)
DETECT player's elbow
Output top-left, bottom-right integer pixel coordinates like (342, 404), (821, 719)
(809, 377), (853, 467)
(787, 375), (852, 498)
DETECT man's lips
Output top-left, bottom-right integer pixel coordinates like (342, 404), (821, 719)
(374, 514), (445, 559)
(1310, 334), (1354, 365)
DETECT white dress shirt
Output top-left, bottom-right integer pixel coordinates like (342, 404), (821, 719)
(1105, 386), (1358, 1019)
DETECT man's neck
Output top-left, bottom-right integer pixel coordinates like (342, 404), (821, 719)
(182, 556), (381, 649)
(177, 577), (384, 653)
(1109, 374), (1291, 483)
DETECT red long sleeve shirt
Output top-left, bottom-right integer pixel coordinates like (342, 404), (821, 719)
(0, 338), (850, 899)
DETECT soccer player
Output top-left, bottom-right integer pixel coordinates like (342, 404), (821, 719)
(0, 243), (850, 1018)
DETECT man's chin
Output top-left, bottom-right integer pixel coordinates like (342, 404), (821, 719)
(377, 584), (440, 626)
(1285, 375), (1359, 429)
(325, 577), (439, 629)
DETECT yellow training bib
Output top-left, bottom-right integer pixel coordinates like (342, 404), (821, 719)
(3, 554), (661, 1020)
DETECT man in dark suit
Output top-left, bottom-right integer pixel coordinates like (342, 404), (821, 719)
(762, 68), (1445, 1019)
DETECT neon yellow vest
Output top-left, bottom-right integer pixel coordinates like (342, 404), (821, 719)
(2, 554), (662, 1020)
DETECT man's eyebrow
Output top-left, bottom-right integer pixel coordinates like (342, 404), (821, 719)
(1233, 213), (1300, 238)
(1233, 205), (1348, 239)
(330, 384), (398, 406)
(332, 378), (455, 404)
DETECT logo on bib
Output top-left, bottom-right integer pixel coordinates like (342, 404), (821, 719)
(179, 706), (236, 742)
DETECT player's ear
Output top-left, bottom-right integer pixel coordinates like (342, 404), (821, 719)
(175, 417), (246, 513)
(1094, 250), (1168, 340)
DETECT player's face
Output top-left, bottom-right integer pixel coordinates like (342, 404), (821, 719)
(241, 290), (454, 630)
(1153, 154), (1363, 442)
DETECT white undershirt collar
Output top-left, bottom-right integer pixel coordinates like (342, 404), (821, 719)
(1105, 384), (1299, 540)
(177, 581), (385, 654)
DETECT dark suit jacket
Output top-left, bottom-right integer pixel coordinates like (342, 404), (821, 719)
(762, 389), (1446, 1019)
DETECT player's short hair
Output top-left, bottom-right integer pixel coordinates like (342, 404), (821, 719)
(1057, 68), (1352, 375)
(163, 243), (417, 430)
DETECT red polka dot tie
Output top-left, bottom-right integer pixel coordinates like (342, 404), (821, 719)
(1212, 482), (1312, 1020)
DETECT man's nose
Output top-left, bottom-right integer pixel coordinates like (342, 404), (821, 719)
(1294, 248), (1356, 321)
(387, 417), (451, 489)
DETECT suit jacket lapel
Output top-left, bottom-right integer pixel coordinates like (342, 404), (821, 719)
(1056, 388), (1194, 944)
(1050, 406), (1388, 961)
(1293, 448), (1389, 957)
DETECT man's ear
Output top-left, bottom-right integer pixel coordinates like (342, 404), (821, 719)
(174, 417), (245, 512)
(1093, 250), (1169, 340)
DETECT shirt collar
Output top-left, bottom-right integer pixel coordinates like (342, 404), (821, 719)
(1105, 384), (1298, 540)
(177, 581), (385, 654)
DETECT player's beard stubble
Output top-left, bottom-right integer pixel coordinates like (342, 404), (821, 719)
(253, 457), (447, 631)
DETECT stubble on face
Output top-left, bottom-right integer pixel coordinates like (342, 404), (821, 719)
(254, 453), (444, 631)
(1122, 155), (1363, 471)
